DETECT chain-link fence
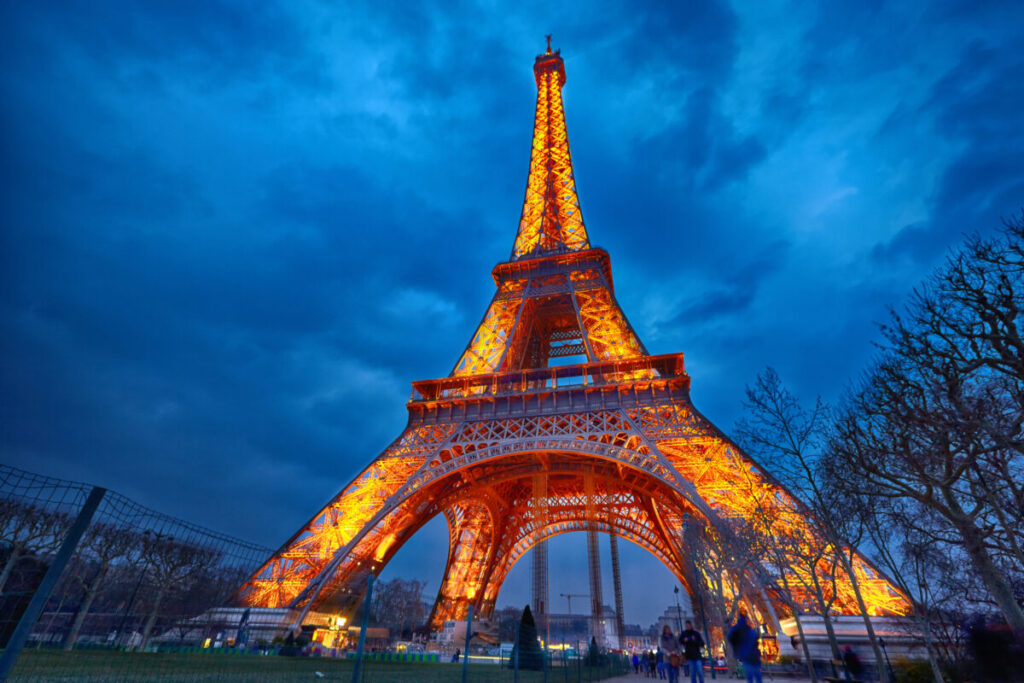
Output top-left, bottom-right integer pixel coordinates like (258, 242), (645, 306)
(0, 465), (633, 682)
(0, 464), (274, 680)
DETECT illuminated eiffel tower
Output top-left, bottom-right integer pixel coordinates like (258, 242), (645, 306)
(236, 41), (910, 641)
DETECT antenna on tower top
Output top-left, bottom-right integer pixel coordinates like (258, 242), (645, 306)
(546, 34), (552, 54)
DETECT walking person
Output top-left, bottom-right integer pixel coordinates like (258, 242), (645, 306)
(661, 624), (682, 683)
(842, 646), (863, 679)
(657, 647), (666, 679)
(680, 619), (706, 683)
(728, 608), (763, 683)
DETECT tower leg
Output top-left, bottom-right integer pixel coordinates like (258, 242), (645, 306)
(609, 532), (626, 648)
(531, 473), (550, 646)
(586, 529), (604, 646)
(429, 500), (495, 629)
(584, 475), (605, 646)
(532, 540), (549, 645)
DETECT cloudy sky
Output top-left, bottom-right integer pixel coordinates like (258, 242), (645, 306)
(2, 0), (1022, 627)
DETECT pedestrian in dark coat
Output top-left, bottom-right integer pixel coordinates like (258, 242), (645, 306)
(727, 609), (762, 683)
(842, 646), (863, 678)
(680, 620), (706, 683)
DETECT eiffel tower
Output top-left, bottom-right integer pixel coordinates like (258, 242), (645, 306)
(236, 41), (910, 640)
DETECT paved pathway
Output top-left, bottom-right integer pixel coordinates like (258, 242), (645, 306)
(601, 675), (817, 683)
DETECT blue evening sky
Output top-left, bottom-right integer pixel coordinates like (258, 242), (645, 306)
(2, 0), (1022, 626)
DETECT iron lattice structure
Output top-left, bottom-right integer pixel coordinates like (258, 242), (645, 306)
(236, 44), (911, 633)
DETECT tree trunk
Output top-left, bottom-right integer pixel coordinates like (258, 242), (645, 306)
(138, 588), (165, 652)
(919, 615), (946, 683)
(839, 552), (888, 682)
(791, 612), (817, 683)
(946, 494), (1024, 639)
(0, 546), (23, 594)
(719, 616), (739, 677)
(64, 571), (104, 650)
(809, 569), (848, 681)
(38, 590), (70, 649)
(769, 542), (817, 682)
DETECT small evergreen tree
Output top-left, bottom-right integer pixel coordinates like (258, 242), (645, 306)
(586, 635), (604, 666)
(507, 604), (544, 670)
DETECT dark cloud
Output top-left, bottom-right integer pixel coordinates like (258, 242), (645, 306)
(637, 86), (767, 194)
(2, 0), (1023, 627)
(872, 40), (1024, 263)
(4, 0), (309, 80)
(661, 242), (788, 328)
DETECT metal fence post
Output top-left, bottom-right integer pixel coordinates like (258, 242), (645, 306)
(0, 486), (106, 681)
(351, 572), (375, 683)
(513, 617), (521, 683)
(461, 603), (473, 683)
(543, 636), (549, 683)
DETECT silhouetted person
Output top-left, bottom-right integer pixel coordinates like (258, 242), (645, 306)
(681, 620), (706, 683)
(842, 646), (863, 678)
(728, 609), (762, 683)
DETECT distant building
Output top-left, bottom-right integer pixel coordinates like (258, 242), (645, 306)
(548, 605), (620, 647)
(620, 623), (652, 651)
(652, 605), (692, 636)
(435, 617), (498, 648)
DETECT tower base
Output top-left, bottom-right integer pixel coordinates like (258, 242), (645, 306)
(778, 615), (931, 662)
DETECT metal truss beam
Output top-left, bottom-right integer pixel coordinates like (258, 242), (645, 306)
(234, 42), (911, 637)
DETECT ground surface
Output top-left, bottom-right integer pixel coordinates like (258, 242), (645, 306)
(7, 650), (632, 682)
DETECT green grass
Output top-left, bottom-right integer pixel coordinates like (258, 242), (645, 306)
(7, 650), (631, 682)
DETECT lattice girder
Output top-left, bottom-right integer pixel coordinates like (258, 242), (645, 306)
(239, 42), (911, 631)
(240, 420), (722, 617)
(240, 395), (909, 624)
(428, 453), (704, 627)
(234, 422), (455, 608)
(512, 48), (589, 260)
(453, 263), (648, 382)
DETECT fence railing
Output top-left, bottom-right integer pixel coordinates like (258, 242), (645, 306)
(0, 464), (271, 673)
(0, 464), (634, 682)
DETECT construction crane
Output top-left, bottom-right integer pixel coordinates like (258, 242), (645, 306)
(560, 593), (589, 615)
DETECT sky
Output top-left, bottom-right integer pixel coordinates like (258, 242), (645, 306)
(2, 0), (1022, 628)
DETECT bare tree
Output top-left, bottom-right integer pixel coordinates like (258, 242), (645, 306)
(831, 216), (1024, 639)
(370, 578), (427, 638)
(687, 517), (764, 674)
(835, 477), (978, 683)
(719, 454), (819, 682)
(62, 522), (134, 649)
(736, 368), (888, 681)
(0, 499), (71, 594)
(136, 535), (219, 651)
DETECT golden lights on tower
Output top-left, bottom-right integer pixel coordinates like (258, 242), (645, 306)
(235, 40), (910, 633)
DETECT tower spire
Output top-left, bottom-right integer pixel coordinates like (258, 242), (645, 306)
(511, 42), (590, 260)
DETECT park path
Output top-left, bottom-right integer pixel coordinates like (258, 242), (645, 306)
(601, 676), (816, 683)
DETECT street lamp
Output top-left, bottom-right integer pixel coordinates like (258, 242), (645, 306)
(673, 586), (684, 633)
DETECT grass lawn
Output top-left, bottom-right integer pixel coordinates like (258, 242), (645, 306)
(7, 650), (629, 682)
